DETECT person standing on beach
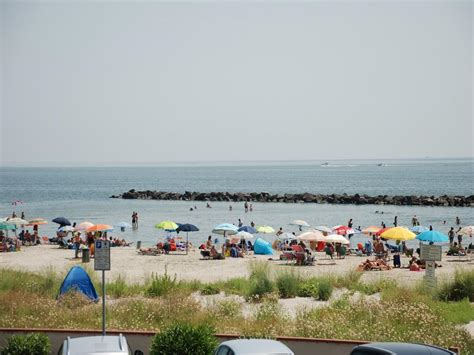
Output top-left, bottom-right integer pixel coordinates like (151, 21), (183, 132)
(131, 212), (136, 229)
(135, 212), (139, 228)
(457, 227), (463, 246)
(21, 212), (25, 220)
(244, 201), (248, 213)
(393, 216), (398, 227)
(448, 227), (455, 245)
(250, 221), (255, 228)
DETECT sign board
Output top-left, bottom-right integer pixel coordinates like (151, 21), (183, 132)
(420, 244), (442, 261)
(94, 240), (111, 271)
(423, 261), (437, 289)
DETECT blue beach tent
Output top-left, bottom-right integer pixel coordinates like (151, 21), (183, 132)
(253, 238), (274, 255)
(58, 266), (99, 302)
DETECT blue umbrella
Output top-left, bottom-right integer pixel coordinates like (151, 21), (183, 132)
(52, 217), (71, 226)
(238, 226), (257, 234)
(416, 230), (449, 243)
(176, 223), (199, 255)
(410, 225), (429, 234)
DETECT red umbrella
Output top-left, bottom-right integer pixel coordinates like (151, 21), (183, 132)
(333, 225), (355, 235)
(375, 227), (392, 236)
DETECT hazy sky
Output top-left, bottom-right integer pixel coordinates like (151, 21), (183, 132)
(1, 1), (472, 166)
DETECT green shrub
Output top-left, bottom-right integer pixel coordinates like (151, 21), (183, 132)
(297, 281), (318, 298)
(149, 323), (218, 355)
(275, 270), (299, 298)
(438, 269), (474, 302)
(200, 285), (220, 296)
(247, 262), (274, 300)
(1, 333), (50, 355)
(316, 279), (333, 301)
(145, 269), (178, 297)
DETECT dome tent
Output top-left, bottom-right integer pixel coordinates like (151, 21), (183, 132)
(253, 238), (274, 255)
(58, 266), (99, 302)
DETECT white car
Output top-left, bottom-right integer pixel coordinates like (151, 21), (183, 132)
(215, 339), (294, 355)
(58, 334), (144, 355)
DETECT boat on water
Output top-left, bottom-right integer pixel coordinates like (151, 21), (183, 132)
(321, 162), (329, 166)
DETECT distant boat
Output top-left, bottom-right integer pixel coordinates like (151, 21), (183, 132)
(321, 162), (329, 166)
(377, 163), (386, 167)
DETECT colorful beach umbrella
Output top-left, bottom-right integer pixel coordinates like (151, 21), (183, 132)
(375, 227), (392, 236)
(0, 222), (16, 231)
(410, 225), (429, 234)
(416, 230), (449, 243)
(52, 217), (71, 226)
(362, 226), (381, 235)
(380, 227), (416, 241)
(154, 221), (179, 231)
(458, 226), (474, 236)
(75, 222), (94, 231)
(325, 234), (350, 245)
(86, 224), (114, 232)
(5, 218), (28, 226)
(290, 220), (310, 227)
(297, 230), (325, 242)
(27, 218), (48, 226)
(256, 225), (275, 234)
(333, 225), (355, 235)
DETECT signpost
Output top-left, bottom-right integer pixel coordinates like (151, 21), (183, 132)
(420, 244), (441, 290)
(94, 240), (110, 336)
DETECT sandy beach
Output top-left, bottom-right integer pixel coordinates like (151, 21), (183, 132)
(1, 245), (472, 285)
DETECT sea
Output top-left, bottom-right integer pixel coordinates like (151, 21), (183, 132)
(1, 158), (473, 248)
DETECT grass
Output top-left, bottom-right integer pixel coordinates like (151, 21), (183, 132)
(0, 267), (473, 354)
(438, 269), (474, 302)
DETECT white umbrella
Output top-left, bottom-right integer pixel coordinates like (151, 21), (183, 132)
(236, 231), (254, 239)
(458, 226), (474, 236)
(314, 225), (332, 233)
(290, 220), (310, 227)
(297, 230), (326, 242)
(325, 234), (350, 244)
(278, 232), (297, 240)
(5, 218), (28, 226)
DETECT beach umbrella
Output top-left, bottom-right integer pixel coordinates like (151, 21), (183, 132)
(238, 226), (257, 234)
(380, 227), (416, 241)
(86, 224), (114, 232)
(362, 226), (381, 235)
(59, 225), (75, 233)
(176, 223), (199, 255)
(5, 218), (29, 226)
(410, 225), (429, 234)
(297, 230), (326, 242)
(290, 220), (310, 227)
(314, 226), (332, 233)
(325, 234), (350, 245)
(375, 227), (392, 236)
(236, 231), (254, 239)
(333, 225), (355, 235)
(27, 218), (48, 226)
(154, 220), (179, 231)
(458, 226), (474, 236)
(52, 217), (71, 226)
(0, 222), (16, 231)
(416, 230), (449, 243)
(256, 225), (275, 234)
(278, 232), (297, 240)
(75, 222), (94, 231)
(212, 223), (238, 237)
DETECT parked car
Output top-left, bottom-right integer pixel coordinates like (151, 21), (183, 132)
(215, 339), (294, 355)
(58, 334), (144, 355)
(351, 342), (457, 355)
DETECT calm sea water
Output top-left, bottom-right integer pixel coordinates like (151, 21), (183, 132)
(1, 159), (472, 248)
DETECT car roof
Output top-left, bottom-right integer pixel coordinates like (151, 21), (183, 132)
(219, 339), (294, 354)
(63, 335), (128, 355)
(352, 342), (455, 355)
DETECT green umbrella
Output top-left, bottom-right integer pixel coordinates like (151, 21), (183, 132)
(154, 220), (179, 231)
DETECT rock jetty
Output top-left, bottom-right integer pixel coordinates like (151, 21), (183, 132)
(110, 190), (474, 207)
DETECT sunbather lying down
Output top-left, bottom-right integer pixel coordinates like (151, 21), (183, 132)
(138, 248), (162, 256)
(200, 246), (224, 260)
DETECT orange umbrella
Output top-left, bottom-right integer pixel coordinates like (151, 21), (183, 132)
(86, 224), (113, 232)
(362, 226), (381, 235)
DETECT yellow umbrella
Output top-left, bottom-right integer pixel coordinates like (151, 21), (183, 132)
(27, 218), (48, 226)
(155, 220), (178, 231)
(362, 226), (381, 235)
(256, 225), (275, 234)
(380, 226), (416, 241)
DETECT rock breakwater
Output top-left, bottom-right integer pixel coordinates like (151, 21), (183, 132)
(111, 190), (474, 207)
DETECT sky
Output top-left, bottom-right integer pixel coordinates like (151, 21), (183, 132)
(1, 0), (472, 166)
